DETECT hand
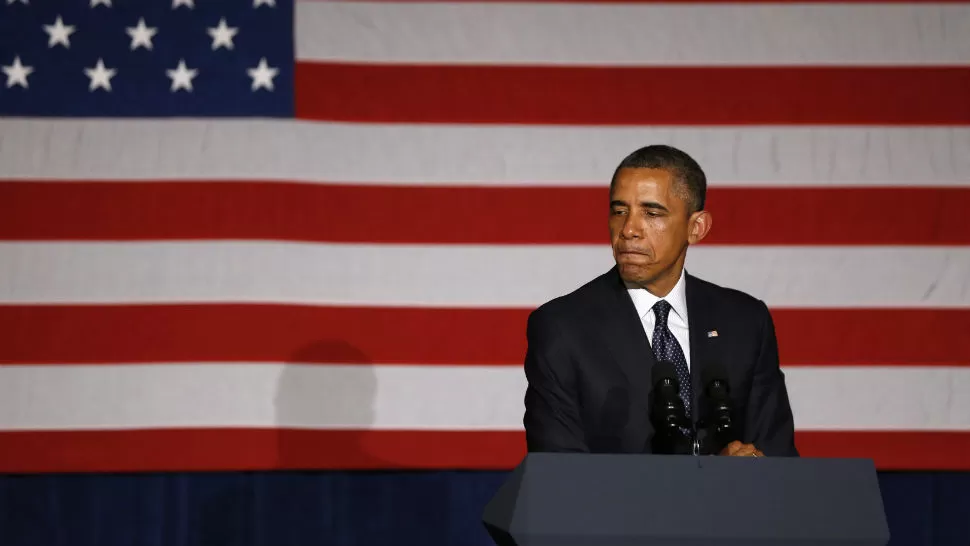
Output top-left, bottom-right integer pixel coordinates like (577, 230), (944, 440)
(719, 440), (764, 457)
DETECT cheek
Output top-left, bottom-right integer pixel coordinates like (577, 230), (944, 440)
(608, 218), (624, 238)
(645, 219), (669, 237)
(645, 221), (677, 251)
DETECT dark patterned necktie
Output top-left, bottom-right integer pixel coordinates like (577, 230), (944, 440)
(651, 300), (692, 420)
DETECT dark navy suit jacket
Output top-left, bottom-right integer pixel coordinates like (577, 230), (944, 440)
(523, 266), (799, 457)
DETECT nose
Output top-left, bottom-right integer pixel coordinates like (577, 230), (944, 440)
(621, 213), (642, 239)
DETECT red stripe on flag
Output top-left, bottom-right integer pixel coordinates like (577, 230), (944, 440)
(295, 63), (970, 125)
(1, 305), (967, 366)
(0, 429), (966, 473)
(794, 431), (970, 471)
(774, 308), (970, 367)
(0, 429), (523, 473)
(2, 182), (968, 245)
(0, 305), (526, 365)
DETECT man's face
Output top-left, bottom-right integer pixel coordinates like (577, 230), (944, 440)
(608, 167), (704, 290)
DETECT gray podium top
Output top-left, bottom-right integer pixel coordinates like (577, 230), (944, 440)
(483, 453), (890, 546)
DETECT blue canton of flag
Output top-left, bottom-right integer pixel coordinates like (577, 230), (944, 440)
(0, 0), (294, 117)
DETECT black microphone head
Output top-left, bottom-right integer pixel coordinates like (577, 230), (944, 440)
(701, 362), (729, 394)
(651, 360), (682, 404)
(651, 360), (682, 410)
(698, 361), (736, 452)
(649, 360), (690, 453)
(651, 360), (679, 386)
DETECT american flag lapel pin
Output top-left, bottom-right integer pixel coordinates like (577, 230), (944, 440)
(707, 330), (718, 338)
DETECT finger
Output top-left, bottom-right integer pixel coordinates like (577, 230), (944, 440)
(725, 441), (743, 456)
(732, 443), (754, 457)
(734, 444), (759, 457)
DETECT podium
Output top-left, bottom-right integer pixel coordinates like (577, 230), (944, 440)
(482, 453), (890, 546)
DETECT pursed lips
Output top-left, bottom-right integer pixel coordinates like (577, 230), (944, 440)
(616, 250), (651, 261)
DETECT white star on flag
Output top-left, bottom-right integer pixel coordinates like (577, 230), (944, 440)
(43, 16), (76, 49)
(2, 56), (34, 89)
(172, 0), (194, 9)
(207, 18), (239, 50)
(84, 58), (116, 92)
(253, 0), (276, 6)
(166, 59), (198, 92)
(126, 18), (158, 51)
(247, 58), (279, 91)
(90, 0), (111, 6)
(6, 0), (29, 5)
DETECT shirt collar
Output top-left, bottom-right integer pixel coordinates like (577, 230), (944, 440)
(625, 268), (689, 325)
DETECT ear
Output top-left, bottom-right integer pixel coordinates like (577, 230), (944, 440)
(687, 209), (712, 245)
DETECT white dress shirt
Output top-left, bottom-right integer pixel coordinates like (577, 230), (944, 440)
(625, 268), (691, 371)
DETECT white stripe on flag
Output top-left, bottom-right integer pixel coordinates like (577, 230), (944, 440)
(0, 363), (967, 431)
(1, 242), (968, 308)
(784, 366), (970, 431)
(295, 2), (970, 66)
(1, 119), (968, 186)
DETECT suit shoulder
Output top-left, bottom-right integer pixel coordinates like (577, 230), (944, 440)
(689, 274), (769, 316)
(529, 269), (616, 324)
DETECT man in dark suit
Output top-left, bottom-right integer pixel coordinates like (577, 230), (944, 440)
(523, 144), (798, 458)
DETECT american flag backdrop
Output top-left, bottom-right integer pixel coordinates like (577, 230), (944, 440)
(0, 0), (968, 474)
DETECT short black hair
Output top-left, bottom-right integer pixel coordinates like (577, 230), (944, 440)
(609, 144), (707, 213)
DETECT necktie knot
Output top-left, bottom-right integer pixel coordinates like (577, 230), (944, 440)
(652, 299), (671, 325)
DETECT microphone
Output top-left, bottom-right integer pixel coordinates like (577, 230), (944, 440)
(699, 362), (737, 455)
(649, 360), (692, 455)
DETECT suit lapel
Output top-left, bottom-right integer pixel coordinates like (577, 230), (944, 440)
(596, 268), (656, 404)
(685, 272), (719, 418)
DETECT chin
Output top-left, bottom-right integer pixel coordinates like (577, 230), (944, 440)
(617, 263), (657, 284)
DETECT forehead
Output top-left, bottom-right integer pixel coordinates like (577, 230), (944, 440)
(611, 167), (678, 200)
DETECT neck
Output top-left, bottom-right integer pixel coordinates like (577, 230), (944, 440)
(632, 254), (686, 297)
(643, 274), (678, 297)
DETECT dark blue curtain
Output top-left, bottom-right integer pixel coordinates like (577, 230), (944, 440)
(2, 471), (968, 545)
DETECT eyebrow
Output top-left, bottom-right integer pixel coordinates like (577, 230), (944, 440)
(610, 199), (670, 212)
